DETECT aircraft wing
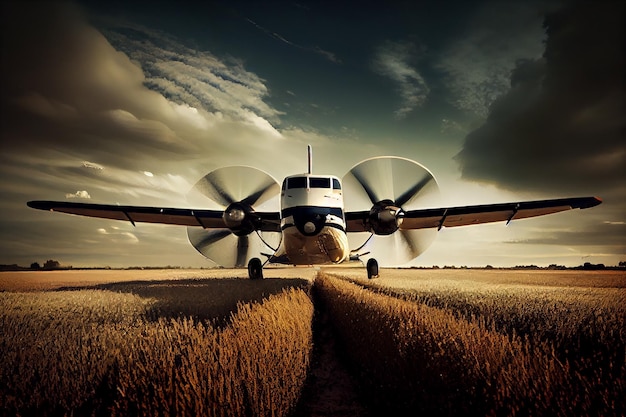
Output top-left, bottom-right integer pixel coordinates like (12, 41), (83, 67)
(27, 201), (282, 232)
(345, 196), (602, 232)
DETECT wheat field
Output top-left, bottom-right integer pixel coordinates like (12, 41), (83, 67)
(1, 268), (624, 416)
(0, 270), (314, 417)
(316, 269), (625, 416)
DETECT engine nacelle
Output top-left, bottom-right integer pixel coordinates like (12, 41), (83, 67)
(223, 202), (257, 236)
(368, 199), (404, 235)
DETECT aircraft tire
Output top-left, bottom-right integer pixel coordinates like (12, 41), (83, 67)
(248, 258), (263, 280)
(367, 258), (379, 279)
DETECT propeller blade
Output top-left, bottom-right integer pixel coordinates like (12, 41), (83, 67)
(398, 229), (419, 259)
(188, 228), (232, 253)
(350, 166), (381, 205)
(190, 166), (280, 209)
(235, 235), (249, 268)
(193, 175), (236, 208)
(240, 180), (280, 207)
(395, 173), (435, 208)
(187, 227), (281, 268)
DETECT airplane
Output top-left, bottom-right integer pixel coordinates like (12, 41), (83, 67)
(27, 146), (601, 279)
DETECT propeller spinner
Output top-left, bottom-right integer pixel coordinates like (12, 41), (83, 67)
(343, 156), (440, 266)
(186, 166), (281, 267)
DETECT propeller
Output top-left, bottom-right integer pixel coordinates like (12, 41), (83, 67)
(343, 156), (441, 266)
(186, 166), (281, 267)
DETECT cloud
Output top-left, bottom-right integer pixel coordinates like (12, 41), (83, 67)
(97, 227), (139, 243)
(0, 1), (291, 191)
(244, 18), (341, 64)
(455, 1), (625, 195)
(82, 161), (104, 170)
(372, 40), (429, 119)
(100, 21), (283, 126)
(66, 190), (91, 199)
(436, 1), (548, 117)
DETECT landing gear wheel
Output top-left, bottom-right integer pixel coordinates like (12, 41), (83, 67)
(367, 258), (379, 279)
(248, 258), (263, 280)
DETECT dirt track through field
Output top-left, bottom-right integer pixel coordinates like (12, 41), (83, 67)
(293, 297), (370, 417)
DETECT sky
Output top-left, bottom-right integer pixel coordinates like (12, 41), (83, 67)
(1, 0), (624, 268)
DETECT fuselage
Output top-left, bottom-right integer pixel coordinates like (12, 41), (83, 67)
(278, 174), (350, 265)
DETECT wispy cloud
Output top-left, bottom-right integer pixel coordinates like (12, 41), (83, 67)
(103, 23), (283, 127)
(371, 40), (429, 119)
(97, 227), (139, 243)
(245, 18), (341, 64)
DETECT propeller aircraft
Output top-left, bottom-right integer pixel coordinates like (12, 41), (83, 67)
(28, 146), (601, 279)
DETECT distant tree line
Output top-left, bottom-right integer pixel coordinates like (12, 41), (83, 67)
(29, 260), (71, 270)
(0, 260), (71, 271)
(408, 262), (625, 271)
(0, 261), (624, 272)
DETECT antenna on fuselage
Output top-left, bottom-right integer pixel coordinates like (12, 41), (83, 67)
(307, 145), (313, 174)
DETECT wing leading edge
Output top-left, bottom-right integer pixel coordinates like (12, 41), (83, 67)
(26, 201), (282, 232)
(345, 196), (602, 232)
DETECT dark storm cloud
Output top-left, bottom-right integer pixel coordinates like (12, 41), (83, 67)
(455, 1), (625, 194)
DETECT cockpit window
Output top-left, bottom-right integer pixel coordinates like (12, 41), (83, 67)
(332, 178), (341, 190)
(287, 177), (307, 189)
(309, 177), (330, 188)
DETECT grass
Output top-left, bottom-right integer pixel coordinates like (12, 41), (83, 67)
(315, 271), (625, 416)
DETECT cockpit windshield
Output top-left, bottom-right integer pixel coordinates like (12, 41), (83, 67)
(283, 176), (342, 190)
(309, 177), (330, 188)
(286, 177), (307, 189)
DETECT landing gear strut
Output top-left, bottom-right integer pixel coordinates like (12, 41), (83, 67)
(366, 258), (379, 279)
(248, 257), (263, 280)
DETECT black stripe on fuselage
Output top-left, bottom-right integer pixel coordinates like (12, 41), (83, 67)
(281, 206), (345, 236)
(281, 206), (344, 219)
(281, 222), (346, 233)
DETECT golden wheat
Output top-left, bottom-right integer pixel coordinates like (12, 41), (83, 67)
(340, 270), (626, 356)
(315, 271), (625, 416)
(1, 285), (313, 417)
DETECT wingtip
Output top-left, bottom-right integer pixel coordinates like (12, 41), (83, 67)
(27, 200), (53, 210)
(581, 196), (602, 209)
